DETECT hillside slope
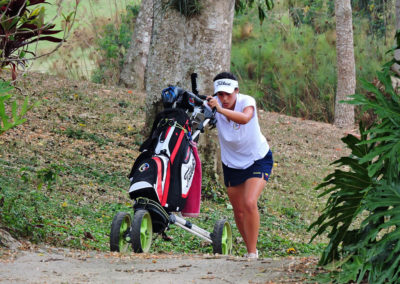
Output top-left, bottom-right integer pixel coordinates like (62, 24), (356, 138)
(0, 73), (350, 257)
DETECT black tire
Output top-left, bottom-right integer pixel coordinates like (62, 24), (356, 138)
(211, 219), (232, 255)
(131, 209), (153, 253)
(110, 212), (132, 252)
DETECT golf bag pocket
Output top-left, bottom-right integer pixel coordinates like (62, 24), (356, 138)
(129, 155), (169, 203)
(163, 143), (196, 211)
(179, 144), (196, 198)
(128, 145), (197, 212)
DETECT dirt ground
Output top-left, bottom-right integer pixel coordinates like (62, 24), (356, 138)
(0, 244), (317, 284)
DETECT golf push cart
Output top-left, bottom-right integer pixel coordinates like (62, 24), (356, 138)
(109, 74), (233, 255)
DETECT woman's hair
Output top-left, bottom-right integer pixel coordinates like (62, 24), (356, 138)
(213, 72), (238, 82)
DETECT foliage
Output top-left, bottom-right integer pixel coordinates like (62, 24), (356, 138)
(60, 127), (113, 146)
(288, 0), (334, 33)
(235, 0), (275, 24)
(352, 0), (393, 38)
(287, 0), (392, 38)
(0, 0), (75, 80)
(0, 80), (37, 134)
(166, 0), (276, 20)
(231, 6), (392, 122)
(91, 4), (138, 85)
(165, 0), (203, 17)
(308, 125), (374, 264)
(0, 166), (123, 249)
(21, 164), (64, 191)
(309, 42), (400, 282)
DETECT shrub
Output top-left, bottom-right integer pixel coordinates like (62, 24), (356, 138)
(0, 81), (37, 135)
(0, 0), (75, 80)
(309, 37), (400, 283)
(91, 4), (139, 85)
(231, 5), (393, 123)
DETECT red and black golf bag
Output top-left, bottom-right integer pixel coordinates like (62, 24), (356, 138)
(128, 108), (197, 212)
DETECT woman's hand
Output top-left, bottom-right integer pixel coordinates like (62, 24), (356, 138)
(207, 96), (222, 113)
(207, 95), (254, 124)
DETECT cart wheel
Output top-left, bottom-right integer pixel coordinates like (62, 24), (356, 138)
(110, 212), (132, 252)
(131, 209), (153, 253)
(212, 219), (232, 255)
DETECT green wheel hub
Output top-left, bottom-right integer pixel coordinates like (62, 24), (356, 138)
(131, 209), (153, 253)
(221, 222), (232, 255)
(119, 215), (131, 251)
(110, 212), (132, 252)
(212, 219), (233, 255)
(140, 212), (152, 251)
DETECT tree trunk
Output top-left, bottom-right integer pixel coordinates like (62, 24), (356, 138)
(145, 0), (235, 183)
(334, 0), (355, 129)
(119, 0), (153, 90)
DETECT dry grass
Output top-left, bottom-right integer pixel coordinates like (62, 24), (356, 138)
(258, 109), (350, 243)
(1, 72), (352, 253)
(1, 73), (145, 205)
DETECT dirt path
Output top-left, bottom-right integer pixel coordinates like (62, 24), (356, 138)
(0, 246), (315, 283)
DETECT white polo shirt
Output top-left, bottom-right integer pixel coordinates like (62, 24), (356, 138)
(216, 93), (269, 169)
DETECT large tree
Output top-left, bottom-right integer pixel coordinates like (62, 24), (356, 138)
(334, 0), (356, 128)
(144, 1), (235, 122)
(143, 0), (235, 180)
(119, 0), (153, 90)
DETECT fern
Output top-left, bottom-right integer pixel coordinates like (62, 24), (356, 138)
(308, 124), (374, 266)
(310, 45), (400, 282)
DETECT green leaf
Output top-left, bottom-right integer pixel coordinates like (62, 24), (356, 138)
(359, 143), (393, 164)
(265, 0), (274, 10)
(0, 81), (14, 94)
(258, 6), (265, 24)
(314, 30), (400, 283)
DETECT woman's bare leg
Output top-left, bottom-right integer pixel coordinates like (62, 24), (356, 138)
(241, 177), (266, 253)
(227, 183), (247, 245)
(227, 177), (266, 254)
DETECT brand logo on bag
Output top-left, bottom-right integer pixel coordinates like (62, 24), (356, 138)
(139, 163), (150, 172)
(188, 97), (195, 106)
(184, 157), (196, 186)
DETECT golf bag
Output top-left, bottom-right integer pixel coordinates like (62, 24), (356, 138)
(128, 108), (196, 212)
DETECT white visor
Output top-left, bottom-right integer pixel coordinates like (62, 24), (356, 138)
(214, 79), (239, 95)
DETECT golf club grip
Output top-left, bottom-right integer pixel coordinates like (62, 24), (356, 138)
(197, 94), (207, 100)
(191, 73), (199, 95)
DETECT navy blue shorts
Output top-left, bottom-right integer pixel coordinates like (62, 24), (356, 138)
(222, 150), (273, 187)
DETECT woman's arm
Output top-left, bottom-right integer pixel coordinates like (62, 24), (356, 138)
(207, 97), (254, 124)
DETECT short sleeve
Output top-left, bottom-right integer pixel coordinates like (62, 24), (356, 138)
(240, 94), (256, 118)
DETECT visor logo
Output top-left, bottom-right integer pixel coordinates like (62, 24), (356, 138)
(217, 81), (231, 86)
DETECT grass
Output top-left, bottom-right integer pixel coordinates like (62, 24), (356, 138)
(231, 8), (394, 122)
(30, 0), (139, 76)
(0, 72), (349, 258)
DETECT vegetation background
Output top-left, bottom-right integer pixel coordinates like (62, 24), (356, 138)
(32, 0), (396, 123)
